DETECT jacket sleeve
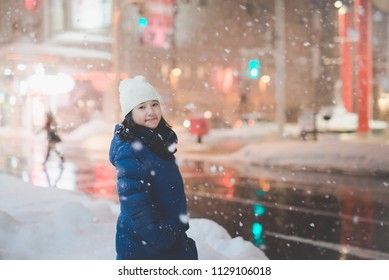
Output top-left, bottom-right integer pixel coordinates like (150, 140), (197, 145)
(113, 144), (183, 251)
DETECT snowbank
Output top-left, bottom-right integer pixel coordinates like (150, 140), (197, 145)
(0, 174), (268, 260)
(227, 140), (389, 176)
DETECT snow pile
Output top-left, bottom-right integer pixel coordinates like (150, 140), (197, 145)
(227, 140), (389, 175)
(0, 174), (268, 260)
(188, 219), (268, 260)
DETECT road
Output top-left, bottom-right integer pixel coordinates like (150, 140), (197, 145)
(1, 138), (389, 259)
(180, 159), (389, 260)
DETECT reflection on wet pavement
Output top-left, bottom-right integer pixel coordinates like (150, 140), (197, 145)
(2, 139), (389, 259)
(180, 159), (389, 260)
(0, 139), (117, 200)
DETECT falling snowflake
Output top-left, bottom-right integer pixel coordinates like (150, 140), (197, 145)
(132, 141), (143, 151)
(179, 214), (189, 224)
(168, 143), (177, 152)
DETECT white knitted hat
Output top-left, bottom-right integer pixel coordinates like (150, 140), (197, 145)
(118, 75), (162, 117)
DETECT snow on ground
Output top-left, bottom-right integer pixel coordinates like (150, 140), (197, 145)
(228, 139), (389, 175)
(0, 173), (268, 260)
(185, 136), (389, 178)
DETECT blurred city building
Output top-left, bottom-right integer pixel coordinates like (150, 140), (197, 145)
(0, 0), (387, 133)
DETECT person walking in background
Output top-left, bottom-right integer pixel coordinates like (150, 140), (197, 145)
(43, 111), (64, 164)
(109, 75), (198, 260)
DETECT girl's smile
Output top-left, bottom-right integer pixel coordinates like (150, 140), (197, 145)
(132, 100), (162, 129)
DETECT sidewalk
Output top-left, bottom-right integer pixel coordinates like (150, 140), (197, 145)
(179, 131), (389, 177)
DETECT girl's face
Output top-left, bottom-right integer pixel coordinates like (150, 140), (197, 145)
(131, 100), (162, 129)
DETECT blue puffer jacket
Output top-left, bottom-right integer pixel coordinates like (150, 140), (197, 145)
(109, 125), (198, 260)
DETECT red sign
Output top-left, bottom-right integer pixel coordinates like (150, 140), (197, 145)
(25, 0), (41, 10)
(188, 118), (209, 136)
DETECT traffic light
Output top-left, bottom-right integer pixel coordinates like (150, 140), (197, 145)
(248, 59), (260, 79)
(138, 17), (148, 28)
(138, 1), (174, 48)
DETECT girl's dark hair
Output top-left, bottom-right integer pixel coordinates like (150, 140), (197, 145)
(118, 111), (178, 158)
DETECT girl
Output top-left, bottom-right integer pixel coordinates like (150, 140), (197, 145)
(109, 75), (198, 260)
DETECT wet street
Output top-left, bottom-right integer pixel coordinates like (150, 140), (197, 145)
(181, 160), (389, 260)
(1, 138), (389, 260)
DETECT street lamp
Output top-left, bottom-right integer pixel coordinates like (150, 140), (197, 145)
(274, 0), (286, 138)
(109, 0), (144, 122)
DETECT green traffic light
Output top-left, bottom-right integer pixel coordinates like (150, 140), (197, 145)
(252, 222), (264, 246)
(138, 17), (148, 28)
(248, 59), (260, 79)
(254, 204), (266, 216)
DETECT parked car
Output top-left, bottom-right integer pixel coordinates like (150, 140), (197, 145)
(300, 105), (388, 134)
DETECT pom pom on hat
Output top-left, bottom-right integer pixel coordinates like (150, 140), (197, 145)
(119, 75), (162, 117)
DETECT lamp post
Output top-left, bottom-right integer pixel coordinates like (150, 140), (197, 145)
(107, 0), (143, 123)
(274, 0), (286, 138)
